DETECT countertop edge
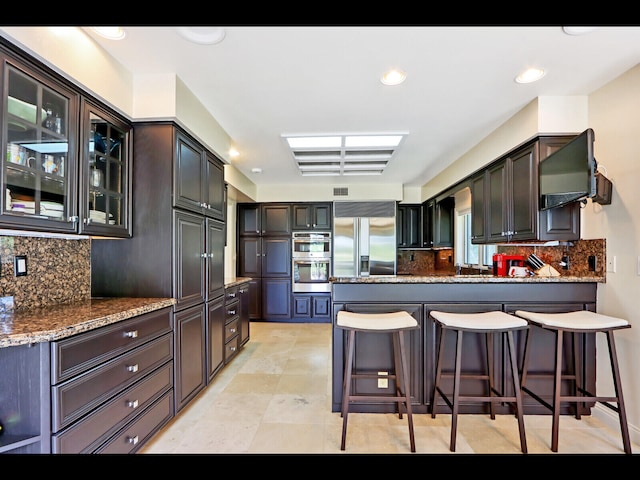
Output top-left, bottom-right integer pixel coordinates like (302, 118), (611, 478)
(0, 297), (176, 348)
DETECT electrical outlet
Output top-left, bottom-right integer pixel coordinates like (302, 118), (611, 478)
(377, 371), (388, 389)
(588, 255), (597, 271)
(607, 255), (617, 273)
(14, 255), (27, 276)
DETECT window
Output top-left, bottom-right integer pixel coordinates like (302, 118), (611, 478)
(457, 212), (496, 268)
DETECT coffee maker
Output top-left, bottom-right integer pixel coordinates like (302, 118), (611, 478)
(492, 254), (525, 277)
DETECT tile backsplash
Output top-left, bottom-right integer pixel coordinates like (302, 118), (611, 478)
(0, 234), (90, 311)
(397, 239), (606, 277)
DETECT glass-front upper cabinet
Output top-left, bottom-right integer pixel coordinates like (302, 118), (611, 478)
(79, 99), (131, 237)
(1, 57), (79, 233)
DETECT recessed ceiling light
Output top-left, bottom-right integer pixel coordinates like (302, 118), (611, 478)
(176, 27), (226, 45)
(515, 67), (546, 84)
(251, 167), (262, 174)
(90, 27), (126, 40)
(562, 26), (600, 36)
(381, 69), (406, 86)
(229, 148), (239, 158)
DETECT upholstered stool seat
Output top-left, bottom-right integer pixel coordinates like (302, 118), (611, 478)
(515, 310), (632, 454)
(336, 310), (419, 452)
(430, 310), (528, 453)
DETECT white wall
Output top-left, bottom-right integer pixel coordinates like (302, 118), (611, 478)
(585, 64), (640, 439)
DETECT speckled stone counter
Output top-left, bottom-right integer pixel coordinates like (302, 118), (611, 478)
(330, 273), (605, 284)
(0, 297), (175, 348)
(224, 276), (252, 288)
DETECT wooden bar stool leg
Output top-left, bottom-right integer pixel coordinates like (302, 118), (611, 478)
(571, 331), (582, 419)
(551, 329), (564, 452)
(392, 332), (404, 419)
(340, 329), (356, 450)
(450, 329), (463, 452)
(606, 330), (632, 454)
(486, 332), (495, 419)
(506, 330), (527, 453)
(397, 330), (416, 452)
(431, 328), (446, 418)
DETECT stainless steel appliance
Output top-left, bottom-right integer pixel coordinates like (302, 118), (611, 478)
(332, 201), (396, 277)
(292, 231), (332, 292)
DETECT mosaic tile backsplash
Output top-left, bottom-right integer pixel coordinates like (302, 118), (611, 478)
(0, 235), (91, 311)
(397, 239), (606, 277)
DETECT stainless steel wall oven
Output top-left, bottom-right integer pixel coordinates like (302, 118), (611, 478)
(292, 231), (331, 292)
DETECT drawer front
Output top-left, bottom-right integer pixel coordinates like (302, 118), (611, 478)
(224, 318), (239, 343)
(225, 299), (239, 323)
(225, 285), (239, 303)
(52, 333), (173, 432)
(52, 361), (173, 453)
(95, 391), (174, 454)
(225, 334), (240, 363)
(51, 307), (173, 384)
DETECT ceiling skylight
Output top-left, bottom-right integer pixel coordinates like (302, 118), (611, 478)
(284, 133), (407, 177)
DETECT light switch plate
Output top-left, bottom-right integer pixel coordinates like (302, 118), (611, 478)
(14, 255), (27, 276)
(607, 255), (616, 273)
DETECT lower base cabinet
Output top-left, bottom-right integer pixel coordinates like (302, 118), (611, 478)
(50, 307), (174, 453)
(332, 282), (597, 415)
(292, 293), (331, 322)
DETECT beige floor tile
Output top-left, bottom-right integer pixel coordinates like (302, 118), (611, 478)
(139, 321), (638, 455)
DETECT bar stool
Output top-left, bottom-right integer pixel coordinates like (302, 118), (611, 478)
(430, 310), (528, 453)
(336, 310), (419, 452)
(515, 310), (632, 454)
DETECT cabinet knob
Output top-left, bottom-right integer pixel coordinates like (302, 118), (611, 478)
(124, 330), (138, 338)
(127, 399), (139, 409)
(127, 364), (139, 373)
(127, 435), (139, 445)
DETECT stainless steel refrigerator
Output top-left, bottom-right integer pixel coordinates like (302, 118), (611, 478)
(332, 201), (396, 277)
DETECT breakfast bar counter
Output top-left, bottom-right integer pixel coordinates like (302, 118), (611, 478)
(330, 274), (600, 415)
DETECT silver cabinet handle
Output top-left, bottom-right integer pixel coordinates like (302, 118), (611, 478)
(229, 346), (236, 352)
(127, 399), (139, 409)
(230, 327), (236, 334)
(127, 435), (139, 445)
(68, 215), (79, 223)
(124, 330), (138, 338)
(228, 309), (236, 315)
(127, 364), (139, 373)
(228, 292), (236, 298)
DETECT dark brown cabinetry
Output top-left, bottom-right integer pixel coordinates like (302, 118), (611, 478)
(238, 203), (292, 321)
(50, 307), (174, 453)
(332, 281), (597, 415)
(0, 39), (132, 237)
(292, 293), (331, 322)
(422, 197), (454, 248)
(397, 204), (422, 248)
(223, 285), (242, 363)
(292, 202), (332, 230)
(237, 281), (251, 347)
(91, 121), (227, 414)
(471, 135), (580, 244)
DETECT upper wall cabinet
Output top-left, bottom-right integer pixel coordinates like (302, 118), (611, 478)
(397, 204), (421, 249)
(471, 135), (580, 244)
(292, 203), (331, 231)
(0, 39), (132, 237)
(174, 131), (225, 221)
(79, 99), (132, 237)
(1, 49), (79, 233)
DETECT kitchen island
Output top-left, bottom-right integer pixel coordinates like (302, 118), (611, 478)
(331, 274), (602, 415)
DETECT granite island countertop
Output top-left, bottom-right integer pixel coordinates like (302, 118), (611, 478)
(330, 273), (605, 284)
(0, 297), (176, 348)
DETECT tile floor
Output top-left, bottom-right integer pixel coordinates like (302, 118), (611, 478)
(139, 321), (637, 455)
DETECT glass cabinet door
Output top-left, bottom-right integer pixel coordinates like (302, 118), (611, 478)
(2, 61), (79, 233)
(79, 99), (131, 237)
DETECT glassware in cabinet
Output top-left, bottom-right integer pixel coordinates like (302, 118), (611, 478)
(79, 99), (131, 237)
(2, 59), (79, 233)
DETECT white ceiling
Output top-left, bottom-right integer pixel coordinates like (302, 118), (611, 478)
(84, 26), (640, 189)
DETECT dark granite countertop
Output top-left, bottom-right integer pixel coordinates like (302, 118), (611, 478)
(224, 277), (252, 288)
(330, 274), (604, 284)
(0, 297), (176, 348)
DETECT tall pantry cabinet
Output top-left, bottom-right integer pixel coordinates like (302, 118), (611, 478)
(91, 121), (226, 413)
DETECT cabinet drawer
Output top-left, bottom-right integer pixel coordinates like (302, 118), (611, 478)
(52, 361), (173, 453)
(95, 391), (174, 454)
(225, 285), (239, 302)
(225, 318), (239, 343)
(51, 307), (173, 384)
(225, 300), (239, 323)
(225, 334), (240, 363)
(52, 333), (173, 432)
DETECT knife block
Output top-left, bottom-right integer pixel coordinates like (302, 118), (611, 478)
(535, 264), (560, 277)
